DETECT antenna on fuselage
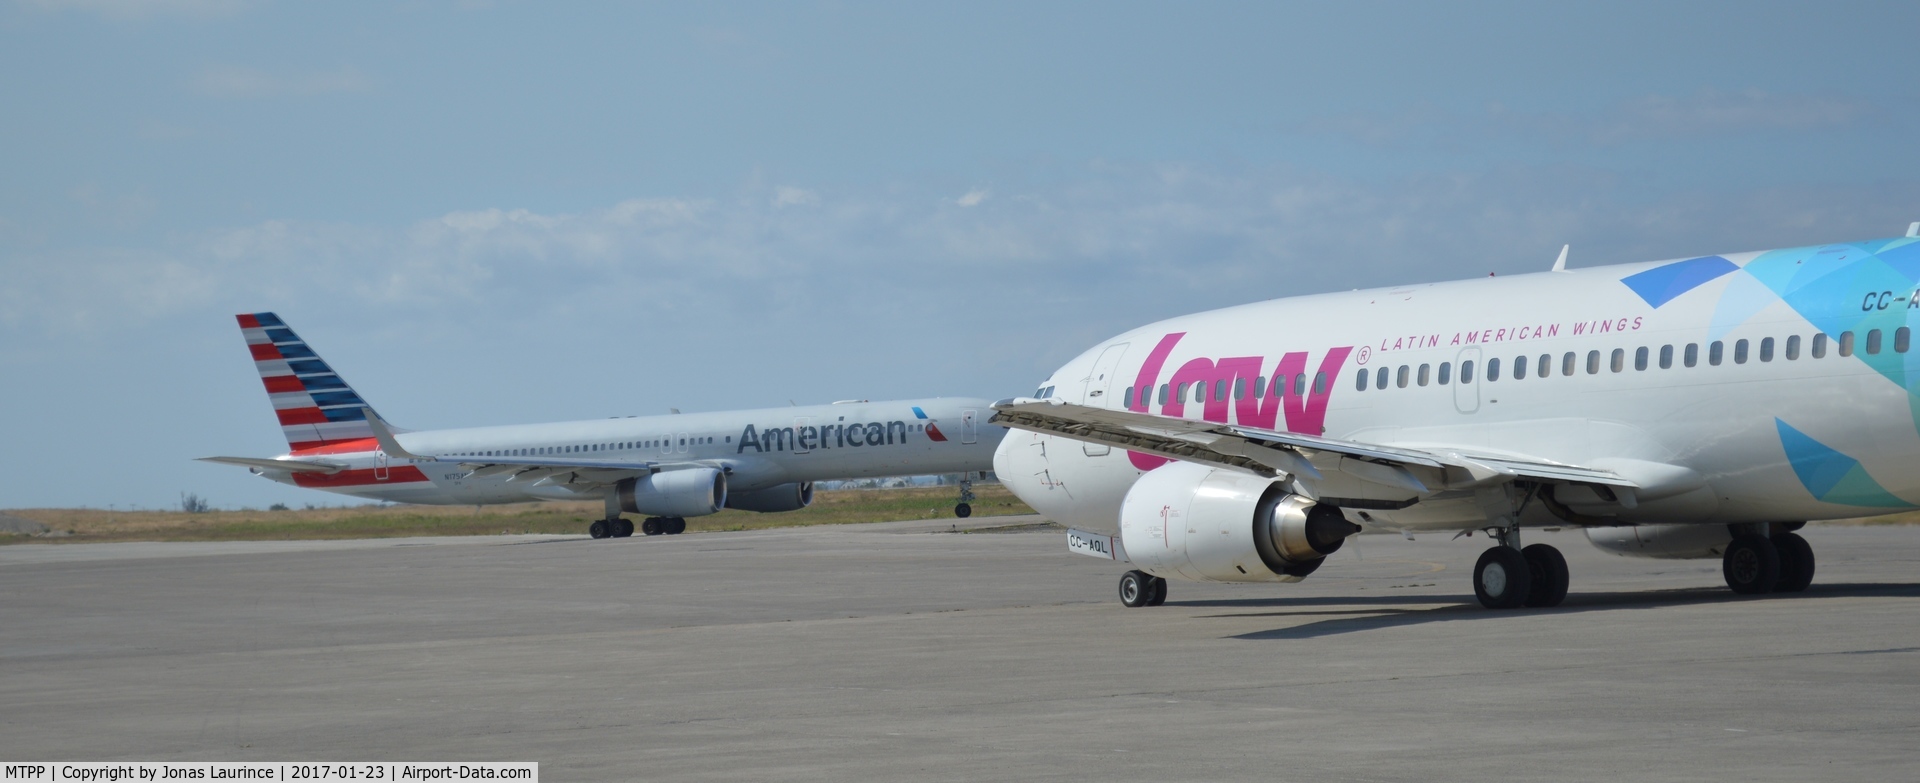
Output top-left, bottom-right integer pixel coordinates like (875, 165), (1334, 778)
(1551, 244), (1570, 272)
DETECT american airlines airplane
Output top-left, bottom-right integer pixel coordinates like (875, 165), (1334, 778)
(993, 227), (1920, 609)
(201, 313), (1003, 538)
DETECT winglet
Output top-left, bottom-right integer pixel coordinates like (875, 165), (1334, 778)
(1552, 244), (1570, 272)
(1908, 222), (1919, 238)
(363, 407), (433, 461)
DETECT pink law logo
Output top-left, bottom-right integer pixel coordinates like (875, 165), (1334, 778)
(1126, 332), (1352, 471)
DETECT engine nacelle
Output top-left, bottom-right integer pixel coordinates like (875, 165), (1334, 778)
(725, 482), (814, 513)
(1119, 461), (1359, 583)
(618, 468), (727, 518)
(1585, 524), (1731, 559)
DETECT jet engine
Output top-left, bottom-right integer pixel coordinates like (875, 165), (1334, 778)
(725, 482), (814, 513)
(1119, 461), (1359, 583)
(1585, 523), (1732, 559)
(618, 469), (727, 518)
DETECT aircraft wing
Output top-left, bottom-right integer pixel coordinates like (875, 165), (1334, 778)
(196, 456), (348, 474)
(988, 398), (1637, 498)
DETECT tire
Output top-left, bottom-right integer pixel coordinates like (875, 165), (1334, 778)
(666, 518), (687, 535)
(1118, 570), (1153, 608)
(641, 518), (663, 536)
(616, 519), (635, 538)
(1146, 577), (1168, 606)
(1772, 532), (1815, 593)
(955, 503), (972, 519)
(1722, 534), (1781, 594)
(1474, 547), (1533, 609)
(588, 520), (608, 539)
(1521, 543), (1570, 608)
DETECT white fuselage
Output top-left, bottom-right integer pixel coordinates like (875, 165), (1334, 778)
(997, 237), (1920, 535)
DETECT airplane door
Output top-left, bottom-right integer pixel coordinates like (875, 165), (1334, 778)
(374, 450), (390, 481)
(1080, 343), (1130, 405)
(1454, 347), (1482, 414)
(1080, 343), (1128, 456)
(961, 410), (978, 444)
(793, 417), (812, 454)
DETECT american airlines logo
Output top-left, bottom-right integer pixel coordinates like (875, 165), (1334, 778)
(1126, 332), (1351, 471)
(738, 420), (915, 453)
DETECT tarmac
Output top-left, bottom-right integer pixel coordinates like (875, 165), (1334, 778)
(3, 517), (1917, 781)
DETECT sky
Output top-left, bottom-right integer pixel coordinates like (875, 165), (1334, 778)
(3, 0), (1919, 510)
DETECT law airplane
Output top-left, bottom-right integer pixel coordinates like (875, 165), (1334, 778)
(993, 227), (1920, 609)
(202, 313), (1003, 538)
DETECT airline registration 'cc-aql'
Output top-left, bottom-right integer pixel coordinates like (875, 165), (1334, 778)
(202, 313), (1004, 538)
(993, 227), (1920, 609)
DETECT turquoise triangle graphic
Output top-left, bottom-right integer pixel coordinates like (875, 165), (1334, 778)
(1775, 419), (1912, 508)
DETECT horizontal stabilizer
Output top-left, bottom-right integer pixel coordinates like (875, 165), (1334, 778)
(197, 456), (346, 474)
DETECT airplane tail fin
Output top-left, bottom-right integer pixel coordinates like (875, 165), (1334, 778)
(235, 312), (384, 453)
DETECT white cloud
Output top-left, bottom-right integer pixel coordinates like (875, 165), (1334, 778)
(773, 187), (819, 208)
(193, 65), (370, 98)
(955, 189), (990, 207)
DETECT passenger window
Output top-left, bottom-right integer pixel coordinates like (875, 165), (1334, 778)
(1194, 384), (1206, 403)
(1684, 343), (1699, 367)
(1538, 354), (1552, 378)
(1437, 362), (1451, 385)
(1900, 327), (1912, 353)
(1786, 335), (1801, 360)
(1461, 359), (1475, 383)
(1587, 350), (1601, 375)
(1485, 357), (1499, 381)
(1734, 339), (1748, 364)
(1417, 364), (1430, 386)
(1176, 382), (1189, 402)
(1254, 376), (1266, 399)
(1710, 341), (1724, 366)
(1214, 379), (1227, 401)
(1294, 374), (1307, 397)
(1513, 356), (1528, 380)
(1612, 348), (1626, 373)
(1233, 378), (1246, 400)
(1660, 345), (1673, 369)
(1866, 329), (1882, 355)
(1314, 372), (1328, 394)
(1375, 367), (1389, 389)
(1759, 337), (1774, 362)
(1396, 365), (1409, 388)
(1562, 352), (1576, 376)
(1159, 384), (1169, 404)
(1356, 369), (1369, 391)
(1839, 331), (1855, 357)
(1812, 333), (1828, 358)
(1635, 347), (1649, 371)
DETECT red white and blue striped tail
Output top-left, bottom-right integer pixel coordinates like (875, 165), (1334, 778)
(235, 312), (382, 454)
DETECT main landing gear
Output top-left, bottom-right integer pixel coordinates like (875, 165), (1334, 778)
(1473, 527), (1569, 609)
(1118, 570), (1168, 608)
(1722, 524), (1815, 595)
(588, 517), (635, 539)
(639, 517), (687, 536)
(954, 474), (977, 519)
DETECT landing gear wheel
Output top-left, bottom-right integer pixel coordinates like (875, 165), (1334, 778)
(641, 518), (664, 536)
(1723, 534), (1781, 594)
(1772, 532), (1815, 593)
(588, 520), (609, 539)
(954, 503), (972, 519)
(1146, 576), (1168, 606)
(614, 518), (635, 538)
(665, 518), (687, 535)
(1474, 547), (1533, 609)
(1521, 543), (1570, 608)
(1119, 570), (1154, 608)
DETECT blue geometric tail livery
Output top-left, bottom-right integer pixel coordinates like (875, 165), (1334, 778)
(236, 313), (382, 452)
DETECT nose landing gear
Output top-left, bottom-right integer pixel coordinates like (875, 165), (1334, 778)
(954, 474), (977, 518)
